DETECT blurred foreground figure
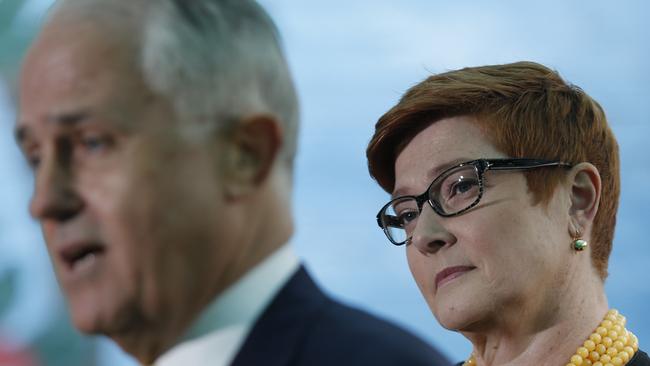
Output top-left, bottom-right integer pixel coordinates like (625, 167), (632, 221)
(367, 61), (649, 366)
(15, 0), (450, 365)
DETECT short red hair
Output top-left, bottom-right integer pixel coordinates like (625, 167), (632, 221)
(366, 61), (619, 280)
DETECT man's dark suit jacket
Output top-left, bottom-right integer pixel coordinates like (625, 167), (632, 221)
(230, 266), (451, 366)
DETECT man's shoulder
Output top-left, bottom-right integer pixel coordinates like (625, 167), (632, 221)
(299, 293), (450, 365)
(234, 265), (450, 366)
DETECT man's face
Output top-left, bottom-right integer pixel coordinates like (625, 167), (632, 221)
(16, 21), (238, 338)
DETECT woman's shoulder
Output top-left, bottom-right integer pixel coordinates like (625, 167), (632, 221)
(629, 349), (650, 366)
(453, 349), (650, 366)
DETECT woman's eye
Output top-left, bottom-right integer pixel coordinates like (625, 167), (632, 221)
(397, 210), (419, 226)
(453, 180), (477, 194)
(446, 178), (479, 199)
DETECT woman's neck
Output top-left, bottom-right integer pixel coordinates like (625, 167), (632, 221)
(461, 266), (608, 366)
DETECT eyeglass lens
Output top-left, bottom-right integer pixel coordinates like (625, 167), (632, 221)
(381, 165), (481, 244)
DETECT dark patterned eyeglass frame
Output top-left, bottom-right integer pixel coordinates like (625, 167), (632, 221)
(376, 158), (573, 246)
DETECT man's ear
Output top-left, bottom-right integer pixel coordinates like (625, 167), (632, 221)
(220, 115), (283, 200)
(568, 162), (602, 235)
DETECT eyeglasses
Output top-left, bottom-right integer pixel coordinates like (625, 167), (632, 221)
(376, 158), (572, 246)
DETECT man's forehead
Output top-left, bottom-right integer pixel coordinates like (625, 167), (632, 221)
(46, 0), (146, 31)
(19, 8), (149, 114)
(27, 0), (144, 71)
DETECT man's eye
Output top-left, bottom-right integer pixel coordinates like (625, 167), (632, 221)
(27, 154), (41, 169)
(77, 134), (113, 153)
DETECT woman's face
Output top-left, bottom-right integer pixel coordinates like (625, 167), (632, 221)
(394, 115), (573, 332)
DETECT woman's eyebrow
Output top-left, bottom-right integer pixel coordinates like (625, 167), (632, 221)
(391, 157), (471, 198)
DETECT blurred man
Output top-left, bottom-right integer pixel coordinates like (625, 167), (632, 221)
(14, 0), (450, 365)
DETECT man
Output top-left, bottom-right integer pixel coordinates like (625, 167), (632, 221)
(15, 0), (450, 365)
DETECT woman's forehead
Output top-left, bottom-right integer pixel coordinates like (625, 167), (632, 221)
(392, 117), (504, 194)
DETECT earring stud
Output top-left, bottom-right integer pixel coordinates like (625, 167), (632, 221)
(572, 229), (588, 251)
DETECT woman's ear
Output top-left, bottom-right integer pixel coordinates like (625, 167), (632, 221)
(568, 162), (602, 234)
(219, 115), (283, 200)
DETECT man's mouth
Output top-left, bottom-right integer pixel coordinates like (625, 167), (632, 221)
(60, 242), (106, 271)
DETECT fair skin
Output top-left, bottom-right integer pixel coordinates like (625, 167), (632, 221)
(394, 116), (607, 366)
(16, 6), (293, 364)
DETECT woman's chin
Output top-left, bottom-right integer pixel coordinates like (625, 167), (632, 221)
(430, 297), (485, 332)
(433, 310), (469, 331)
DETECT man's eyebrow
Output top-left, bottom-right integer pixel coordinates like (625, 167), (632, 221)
(47, 111), (91, 126)
(391, 157), (470, 198)
(15, 111), (92, 146)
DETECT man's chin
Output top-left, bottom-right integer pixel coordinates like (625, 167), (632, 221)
(68, 303), (108, 334)
(66, 291), (123, 335)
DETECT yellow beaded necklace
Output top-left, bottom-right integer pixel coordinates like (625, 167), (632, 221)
(462, 309), (639, 366)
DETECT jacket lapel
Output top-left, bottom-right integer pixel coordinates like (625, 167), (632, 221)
(230, 266), (327, 366)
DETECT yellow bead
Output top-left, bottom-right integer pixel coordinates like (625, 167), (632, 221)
(584, 340), (596, 351)
(593, 362), (603, 366)
(606, 314), (618, 322)
(623, 346), (635, 356)
(612, 324), (622, 333)
(571, 354), (584, 365)
(617, 336), (628, 346)
(601, 320), (613, 329)
(608, 331), (618, 340)
(596, 344), (607, 354)
(604, 363), (614, 366)
(608, 309), (619, 316)
(618, 315), (626, 325)
(606, 347), (618, 357)
(590, 351), (601, 361)
(584, 360), (593, 366)
(612, 341), (624, 351)
(602, 337), (613, 348)
(597, 327), (608, 336)
(619, 351), (630, 363)
(591, 333), (603, 344)
(577, 347), (590, 358)
(599, 355), (611, 364)
(611, 356), (623, 366)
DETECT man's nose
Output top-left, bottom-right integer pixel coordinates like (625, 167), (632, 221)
(29, 156), (82, 222)
(409, 205), (456, 255)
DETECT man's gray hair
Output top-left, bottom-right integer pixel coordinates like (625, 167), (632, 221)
(141, 0), (299, 162)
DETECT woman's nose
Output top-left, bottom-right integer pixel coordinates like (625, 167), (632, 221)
(409, 205), (456, 255)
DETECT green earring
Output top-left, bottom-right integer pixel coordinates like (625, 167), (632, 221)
(572, 228), (588, 251)
(573, 239), (588, 251)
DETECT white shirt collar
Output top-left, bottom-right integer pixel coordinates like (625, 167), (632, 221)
(155, 244), (300, 366)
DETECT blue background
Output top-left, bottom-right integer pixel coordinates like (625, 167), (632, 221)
(0, 1), (648, 364)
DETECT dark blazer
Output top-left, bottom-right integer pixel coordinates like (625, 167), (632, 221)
(231, 266), (451, 366)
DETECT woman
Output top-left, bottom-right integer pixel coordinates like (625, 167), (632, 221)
(366, 62), (648, 366)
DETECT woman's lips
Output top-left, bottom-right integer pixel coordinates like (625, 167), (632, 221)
(435, 265), (475, 291)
